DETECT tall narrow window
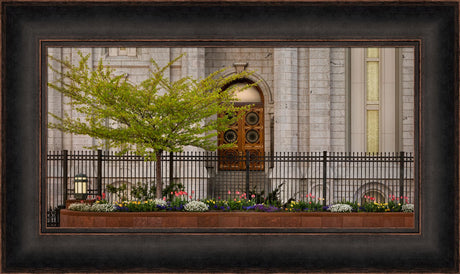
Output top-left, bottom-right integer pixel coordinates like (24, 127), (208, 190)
(366, 48), (380, 153)
(350, 48), (399, 153)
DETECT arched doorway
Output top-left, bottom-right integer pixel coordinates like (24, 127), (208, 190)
(218, 82), (264, 171)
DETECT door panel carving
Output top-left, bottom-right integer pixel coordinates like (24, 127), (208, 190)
(219, 106), (264, 170)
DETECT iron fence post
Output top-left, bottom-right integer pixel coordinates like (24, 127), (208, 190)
(270, 151), (274, 169)
(63, 150), (68, 202)
(169, 152), (174, 184)
(246, 151), (250, 196)
(97, 149), (102, 196)
(399, 151), (405, 200)
(322, 151), (327, 206)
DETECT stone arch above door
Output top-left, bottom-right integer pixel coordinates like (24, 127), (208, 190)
(223, 70), (273, 105)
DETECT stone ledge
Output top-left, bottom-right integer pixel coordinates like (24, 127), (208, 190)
(60, 210), (415, 229)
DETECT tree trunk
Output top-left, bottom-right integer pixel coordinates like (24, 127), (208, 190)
(155, 150), (163, 199)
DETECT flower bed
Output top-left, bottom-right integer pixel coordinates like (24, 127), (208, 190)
(59, 210), (414, 228)
(71, 192), (413, 213)
(61, 192), (414, 229)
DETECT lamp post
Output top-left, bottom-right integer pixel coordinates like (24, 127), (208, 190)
(74, 173), (88, 200)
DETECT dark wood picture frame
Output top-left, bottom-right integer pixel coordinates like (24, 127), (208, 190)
(1, 1), (458, 272)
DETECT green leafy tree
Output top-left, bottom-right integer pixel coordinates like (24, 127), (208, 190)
(48, 52), (254, 198)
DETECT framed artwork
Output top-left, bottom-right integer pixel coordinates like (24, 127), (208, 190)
(1, 1), (458, 272)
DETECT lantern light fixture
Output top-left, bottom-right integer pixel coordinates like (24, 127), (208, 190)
(74, 173), (88, 200)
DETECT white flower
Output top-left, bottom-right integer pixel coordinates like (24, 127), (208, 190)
(153, 198), (167, 207)
(401, 204), (414, 213)
(68, 203), (114, 212)
(68, 203), (91, 211)
(184, 201), (209, 212)
(328, 203), (353, 213)
(90, 203), (115, 212)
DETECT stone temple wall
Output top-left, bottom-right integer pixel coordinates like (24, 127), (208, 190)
(47, 47), (415, 154)
(46, 47), (415, 205)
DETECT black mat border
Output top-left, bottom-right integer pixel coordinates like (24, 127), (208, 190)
(2, 2), (458, 272)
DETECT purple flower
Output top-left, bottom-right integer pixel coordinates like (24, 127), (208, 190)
(115, 206), (129, 212)
(248, 204), (281, 212)
(156, 205), (167, 210)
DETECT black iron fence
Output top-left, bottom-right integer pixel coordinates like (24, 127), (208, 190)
(46, 150), (414, 226)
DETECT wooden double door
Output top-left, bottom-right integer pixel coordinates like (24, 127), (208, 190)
(218, 105), (264, 170)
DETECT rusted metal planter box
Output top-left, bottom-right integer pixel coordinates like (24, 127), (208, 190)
(60, 210), (414, 229)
